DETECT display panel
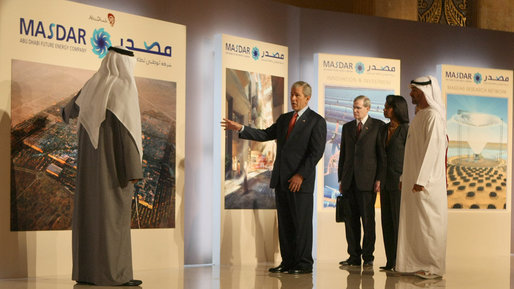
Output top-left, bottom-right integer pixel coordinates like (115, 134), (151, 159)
(440, 65), (513, 210)
(218, 34), (288, 210)
(3, 0), (186, 230)
(215, 33), (287, 265)
(315, 53), (401, 210)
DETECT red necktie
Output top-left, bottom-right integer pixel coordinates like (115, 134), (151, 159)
(356, 121), (362, 138)
(286, 112), (298, 139)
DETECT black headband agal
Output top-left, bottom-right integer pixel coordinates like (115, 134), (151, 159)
(108, 46), (134, 57)
(410, 79), (431, 86)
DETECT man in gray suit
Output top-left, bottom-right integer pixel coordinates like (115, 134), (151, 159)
(338, 95), (385, 267)
(222, 81), (326, 274)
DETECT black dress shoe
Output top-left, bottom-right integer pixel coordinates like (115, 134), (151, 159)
(363, 260), (373, 267)
(120, 280), (143, 286)
(269, 265), (289, 273)
(379, 265), (394, 271)
(288, 268), (312, 274)
(339, 259), (361, 266)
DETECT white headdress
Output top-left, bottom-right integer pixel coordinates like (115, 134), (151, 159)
(75, 47), (143, 161)
(410, 75), (446, 123)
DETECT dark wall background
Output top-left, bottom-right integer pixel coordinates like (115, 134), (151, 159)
(69, 0), (514, 265)
(298, 8), (513, 114)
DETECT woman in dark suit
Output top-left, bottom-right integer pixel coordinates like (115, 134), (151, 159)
(378, 95), (409, 271)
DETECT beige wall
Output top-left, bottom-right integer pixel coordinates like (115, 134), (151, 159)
(221, 211), (280, 265)
(318, 210), (512, 263)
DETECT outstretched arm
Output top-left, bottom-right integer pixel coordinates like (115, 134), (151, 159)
(221, 118), (243, 131)
(223, 117), (278, 142)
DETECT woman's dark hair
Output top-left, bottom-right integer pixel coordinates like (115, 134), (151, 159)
(386, 94), (409, 123)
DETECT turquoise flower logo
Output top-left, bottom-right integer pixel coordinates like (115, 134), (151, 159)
(355, 62), (365, 74)
(473, 72), (482, 84)
(252, 47), (259, 60)
(91, 28), (112, 58)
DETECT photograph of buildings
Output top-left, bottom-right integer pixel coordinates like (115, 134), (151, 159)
(224, 68), (284, 209)
(10, 59), (177, 230)
(446, 94), (508, 210)
(323, 86), (391, 208)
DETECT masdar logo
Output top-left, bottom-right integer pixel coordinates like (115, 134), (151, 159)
(473, 72), (482, 84)
(251, 47), (259, 61)
(355, 62), (365, 74)
(90, 28), (111, 58)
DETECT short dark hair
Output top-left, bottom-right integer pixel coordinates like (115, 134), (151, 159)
(386, 95), (409, 123)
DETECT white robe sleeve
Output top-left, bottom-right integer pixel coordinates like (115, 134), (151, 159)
(415, 110), (446, 187)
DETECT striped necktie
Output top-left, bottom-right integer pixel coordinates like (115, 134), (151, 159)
(356, 121), (362, 138)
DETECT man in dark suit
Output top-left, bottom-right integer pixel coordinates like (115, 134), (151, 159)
(338, 95), (385, 267)
(222, 81), (326, 274)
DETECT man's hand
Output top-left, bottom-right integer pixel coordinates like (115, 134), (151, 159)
(221, 118), (242, 131)
(374, 180), (381, 193)
(339, 183), (343, 194)
(288, 174), (304, 192)
(412, 184), (424, 193)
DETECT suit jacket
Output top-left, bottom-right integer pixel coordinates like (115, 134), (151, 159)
(338, 117), (385, 192)
(378, 123), (409, 192)
(239, 108), (327, 193)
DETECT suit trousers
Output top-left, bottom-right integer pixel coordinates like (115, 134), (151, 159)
(380, 188), (401, 267)
(344, 179), (377, 262)
(275, 185), (313, 270)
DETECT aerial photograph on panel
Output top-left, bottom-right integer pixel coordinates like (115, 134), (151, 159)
(10, 59), (177, 230)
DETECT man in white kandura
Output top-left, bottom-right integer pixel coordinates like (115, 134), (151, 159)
(396, 75), (448, 279)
